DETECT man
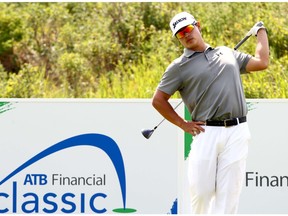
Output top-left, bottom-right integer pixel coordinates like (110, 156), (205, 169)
(152, 12), (269, 214)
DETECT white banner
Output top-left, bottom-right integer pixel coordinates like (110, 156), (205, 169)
(1, 99), (288, 214)
(0, 99), (182, 214)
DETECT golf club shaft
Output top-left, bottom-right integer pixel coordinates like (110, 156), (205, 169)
(154, 100), (183, 129)
(234, 35), (251, 50)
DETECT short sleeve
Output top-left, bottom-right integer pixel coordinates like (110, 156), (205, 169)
(157, 61), (182, 96)
(233, 50), (252, 74)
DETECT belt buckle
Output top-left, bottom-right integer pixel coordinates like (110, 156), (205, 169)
(224, 119), (232, 128)
(224, 118), (239, 127)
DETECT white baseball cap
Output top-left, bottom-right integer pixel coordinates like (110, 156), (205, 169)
(169, 12), (197, 36)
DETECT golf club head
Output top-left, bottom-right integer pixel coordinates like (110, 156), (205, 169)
(141, 129), (154, 139)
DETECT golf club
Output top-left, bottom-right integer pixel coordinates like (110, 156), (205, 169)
(141, 23), (258, 139)
(141, 101), (183, 139)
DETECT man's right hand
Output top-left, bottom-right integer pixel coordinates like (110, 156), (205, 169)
(180, 120), (205, 136)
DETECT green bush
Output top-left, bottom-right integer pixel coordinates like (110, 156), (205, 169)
(0, 2), (287, 98)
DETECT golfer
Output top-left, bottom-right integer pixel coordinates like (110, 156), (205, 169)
(152, 12), (269, 214)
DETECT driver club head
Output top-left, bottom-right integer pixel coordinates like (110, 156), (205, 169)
(141, 129), (154, 139)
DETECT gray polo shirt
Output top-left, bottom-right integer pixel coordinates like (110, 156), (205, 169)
(157, 45), (252, 121)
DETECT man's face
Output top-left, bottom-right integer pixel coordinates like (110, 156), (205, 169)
(177, 23), (203, 50)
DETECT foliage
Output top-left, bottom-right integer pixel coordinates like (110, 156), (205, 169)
(0, 2), (287, 98)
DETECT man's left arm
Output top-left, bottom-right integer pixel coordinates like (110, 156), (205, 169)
(246, 27), (269, 72)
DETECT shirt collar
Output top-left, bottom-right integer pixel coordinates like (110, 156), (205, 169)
(183, 44), (213, 58)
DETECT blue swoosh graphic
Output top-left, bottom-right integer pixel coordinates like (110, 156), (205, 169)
(0, 133), (127, 209)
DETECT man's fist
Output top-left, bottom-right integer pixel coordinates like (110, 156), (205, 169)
(247, 21), (266, 36)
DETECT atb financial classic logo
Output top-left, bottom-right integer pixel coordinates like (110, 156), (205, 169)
(0, 132), (136, 214)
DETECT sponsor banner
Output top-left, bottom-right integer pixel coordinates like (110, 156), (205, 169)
(2, 99), (288, 214)
(0, 99), (183, 214)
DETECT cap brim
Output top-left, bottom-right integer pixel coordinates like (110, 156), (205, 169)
(172, 20), (196, 36)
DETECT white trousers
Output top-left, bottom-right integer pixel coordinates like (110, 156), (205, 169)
(188, 122), (251, 214)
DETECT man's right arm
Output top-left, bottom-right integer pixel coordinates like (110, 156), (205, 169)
(152, 89), (205, 135)
(152, 89), (185, 128)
